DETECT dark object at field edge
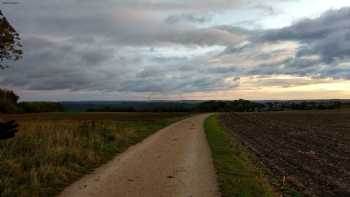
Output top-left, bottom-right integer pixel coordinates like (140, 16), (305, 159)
(0, 120), (18, 140)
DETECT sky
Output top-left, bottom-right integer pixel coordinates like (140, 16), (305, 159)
(1, 0), (350, 101)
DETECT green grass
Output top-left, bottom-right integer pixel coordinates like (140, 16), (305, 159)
(205, 115), (275, 197)
(0, 113), (188, 197)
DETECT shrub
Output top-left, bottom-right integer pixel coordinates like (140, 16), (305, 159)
(18, 102), (64, 113)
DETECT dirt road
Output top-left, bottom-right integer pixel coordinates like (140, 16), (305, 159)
(59, 114), (219, 197)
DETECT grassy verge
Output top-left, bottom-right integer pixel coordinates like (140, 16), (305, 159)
(204, 115), (275, 197)
(0, 113), (187, 197)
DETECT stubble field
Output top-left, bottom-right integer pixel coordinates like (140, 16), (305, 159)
(0, 112), (188, 197)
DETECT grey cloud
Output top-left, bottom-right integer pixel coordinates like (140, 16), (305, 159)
(247, 58), (314, 76)
(260, 7), (350, 63)
(4, 0), (246, 47)
(118, 0), (247, 11)
(1, 0), (249, 96)
(246, 56), (350, 80)
(296, 30), (350, 63)
(165, 14), (212, 24)
(219, 42), (251, 56)
(120, 72), (239, 93)
(132, 63), (240, 93)
(249, 76), (331, 88)
(261, 8), (350, 41)
(1, 35), (240, 94)
(214, 6), (350, 82)
(1, 36), (118, 91)
(207, 66), (238, 74)
(253, 4), (280, 16)
(119, 0), (293, 12)
(3, 0), (350, 100)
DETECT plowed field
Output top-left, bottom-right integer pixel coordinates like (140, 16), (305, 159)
(221, 111), (350, 197)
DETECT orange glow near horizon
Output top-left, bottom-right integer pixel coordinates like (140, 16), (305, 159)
(178, 75), (350, 100)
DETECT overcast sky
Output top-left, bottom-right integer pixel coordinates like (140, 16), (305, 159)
(2, 0), (350, 101)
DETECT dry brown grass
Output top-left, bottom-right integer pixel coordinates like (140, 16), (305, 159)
(0, 112), (188, 197)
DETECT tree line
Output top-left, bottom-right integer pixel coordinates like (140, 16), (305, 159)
(86, 99), (347, 113)
(0, 88), (64, 113)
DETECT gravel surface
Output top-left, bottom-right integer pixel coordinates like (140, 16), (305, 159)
(59, 114), (219, 197)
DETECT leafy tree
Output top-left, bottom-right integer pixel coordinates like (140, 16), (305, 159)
(0, 10), (23, 69)
(0, 10), (22, 139)
(0, 88), (19, 113)
(0, 88), (19, 104)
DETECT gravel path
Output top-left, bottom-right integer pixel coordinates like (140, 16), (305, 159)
(58, 114), (219, 197)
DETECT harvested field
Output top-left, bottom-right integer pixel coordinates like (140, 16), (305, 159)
(221, 110), (350, 197)
(0, 112), (188, 197)
(0, 112), (189, 122)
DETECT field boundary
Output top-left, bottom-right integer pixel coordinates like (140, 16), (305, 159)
(204, 114), (275, 197)
(220, 113), (303, 197)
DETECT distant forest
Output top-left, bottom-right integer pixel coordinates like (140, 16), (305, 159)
(68, 99), (349, 113)
(0, 88), (349, 114)
(0, 88), (64, 113)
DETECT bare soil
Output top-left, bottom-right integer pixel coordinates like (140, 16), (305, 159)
(59, 114), (219, 197)
(221, 110), (350, 197)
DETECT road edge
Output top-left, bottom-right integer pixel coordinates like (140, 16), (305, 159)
(204, 114), (275, 197)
